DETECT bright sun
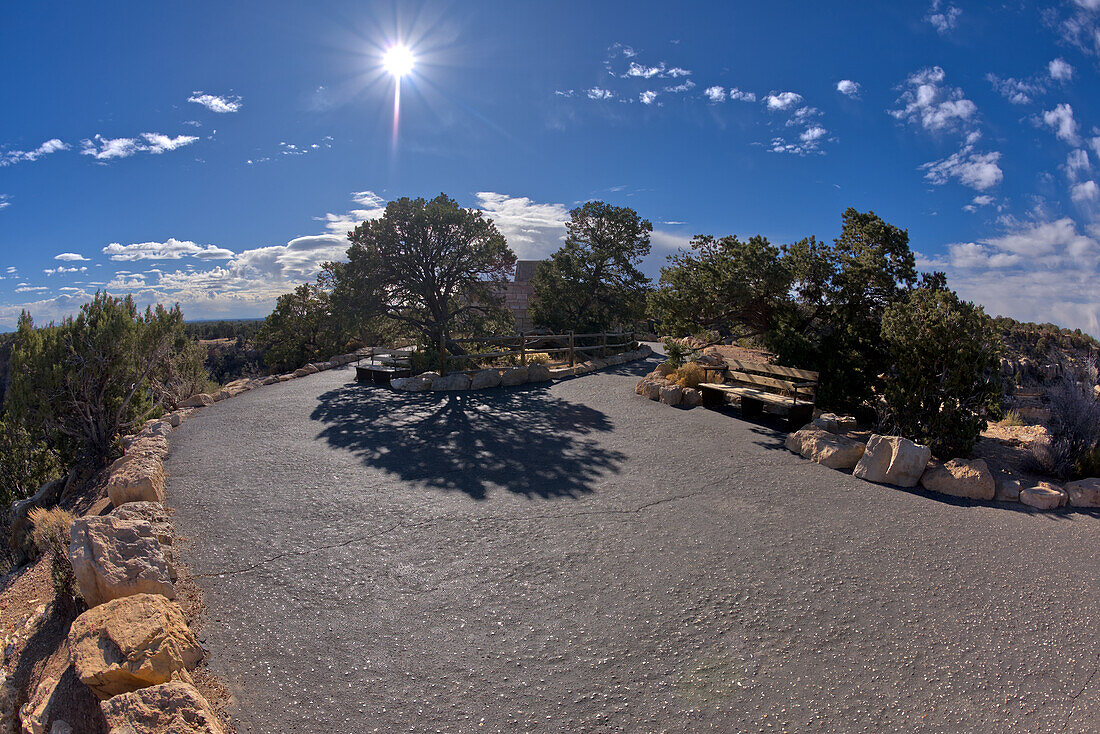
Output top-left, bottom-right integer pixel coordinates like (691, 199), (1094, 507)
(382, 45), (415, 78)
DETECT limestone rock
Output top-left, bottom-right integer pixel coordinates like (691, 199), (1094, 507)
(812, 413), (858, 434)
(390, 376), (432, 392)
(785, 426), (866, 470)
(212, 389), (230, 402)
(278, 374), (293, 381)
(111, 503), (173, 547)
(431, 373), (471, 391)
(469, 369), (502, 390)
(1020, 482), (1067, 510)
(920, 459), (996, 500)
(527, 364), (551, 382)
(500, 367), (529, 386)
(643, 380), (664, 401)
(178, 394), (214, 409)
(126, 435), (170, 461)
(852, 434), (932, 488)
(106, 455), (166, 508)
(100, 681), (225, 734)
(69, 594), (201, 700)
(1064, 478), (1100, 507)
(292, 368), (309, 378)
(261, 375), (280, 385)
(681, 387), (702, 407)
(994, 476), (1022, 502)
(164, 413), (182, 428)
(18, 676), (58, 734)
(659, 385), (683, 406)
(70, 516), (175, 607)
(548, 366), (575, 379)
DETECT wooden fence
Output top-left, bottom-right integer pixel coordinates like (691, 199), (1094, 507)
(441, 329), (636, 375)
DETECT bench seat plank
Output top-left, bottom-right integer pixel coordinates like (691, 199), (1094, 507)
(698, 383), (796, 407)
(724, 359), (819, 382)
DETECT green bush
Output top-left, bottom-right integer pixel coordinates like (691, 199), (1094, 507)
(1029, 361), (1100, 479)
(29, 507), (78, 612)
(662, 338), (689, 368)
(0, 417), (61, 509)
(879, 284), (1001, 457)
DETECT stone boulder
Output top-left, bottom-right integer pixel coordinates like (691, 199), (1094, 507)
(18, 676), (58, 734)
(68, 594), (202, 699)
(500, 367), (529, 386)
(140, 420), (172, 437)
(852, 434), (931, 488)
(111, 502), (173, 547)
(164, 412), (182, 428)
(390, 376), (432, 392)
(70, 516), (175, 607)
(785, 426), (866, 470)
(548, 366), (575, 379)
(178, 393), (214, 408)
(994, 476), (1022, 502)
(261, 375), (280, 385)
(659, 385), (683, 406)
(681, 387), (702, 408)
(278, 374), (293, 381)
(1020, 482), (1067, 510)
(125, 435), (170, 461)
(642, 380), (664, 401)
(812, 413), (858, 434)
(1064, 478), (1100, 507)
(106, 454), (166, 508)
(100, 681), (225, 734)
(469, 369), (502, 390)
(431, 373), (472, 391)
(527, 364), (551, 382)
(919, 459), (996, 500)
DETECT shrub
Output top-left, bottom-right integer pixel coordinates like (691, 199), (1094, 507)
(663, 338), (689, 368)
(1000, 409), (1026, 427)
(1028, 361), (1100, 479)
(28, 507), (77, 611)
(672, 362), (706, 389)
(0, 417), (61, 508)
(879, 284), (1001, 458)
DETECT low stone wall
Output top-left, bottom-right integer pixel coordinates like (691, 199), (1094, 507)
(391, 346), (653, 392)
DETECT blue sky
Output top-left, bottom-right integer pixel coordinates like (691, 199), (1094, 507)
(3, 1), (1100, 335)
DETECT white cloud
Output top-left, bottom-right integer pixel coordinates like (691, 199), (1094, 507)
(962, 194), (995, 212)
(836, 79), (860, 97)
(0, 194), (9, 210)
(986, 74), (1044, 105)
(316, 190), (387, 235)
(44, 266), (87, 275)
(586, 87), (615, 100)
(786, 106), (822, 126)
(0, 138), (69, 166)
(54, 252), (90, 261)
(1066, 149), (1091, 180)
(890, 66), (977, 133)
(80, 133), (199, 161)
(640, 91), (658, 105)
(663, 80), (694, 94)
(729, 88), (756, 102)
(1049, 58), (1075, 81)
(187, 92), (242, 113)
(1071, 180), (1100, 203)
(474, 192), (569, 260)
(1091, 136), (1100, 161)
(1042, 103), (1081, 145)
(764, 92), (803, 111)
(926, 1), (961, 33)
(921, 145), (1003, 190)
(622, 61), (690, 80)
(704, 86), (726, 102)
(102, 238), (236, 261)
(800, 126), (827, 143)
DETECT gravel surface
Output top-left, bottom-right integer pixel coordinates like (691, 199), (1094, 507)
(166, 357), (1100, 733)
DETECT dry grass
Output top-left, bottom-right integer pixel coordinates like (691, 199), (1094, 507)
(671, 363), (706, 389)
(1000, 409), (1026, 427)
(27, 507), (76, 608)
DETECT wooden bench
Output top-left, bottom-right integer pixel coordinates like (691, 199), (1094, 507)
(698, 359), (819, 430)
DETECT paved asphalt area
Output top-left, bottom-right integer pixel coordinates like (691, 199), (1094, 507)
(166, 355), (1100, 733)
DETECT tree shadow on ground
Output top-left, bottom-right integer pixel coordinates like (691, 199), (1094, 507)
(310, 383), (626, 501)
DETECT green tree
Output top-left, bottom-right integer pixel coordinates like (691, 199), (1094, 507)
(256, 283), (346, 374)
(333, 194), (516, 353)
(6, 294), (199, 465)
(879, 279), (1001, 457)
(0, 416), (61, 508)
(530, 201), (652, 333)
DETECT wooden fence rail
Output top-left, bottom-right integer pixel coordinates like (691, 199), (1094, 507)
(441, 329), (636, 375)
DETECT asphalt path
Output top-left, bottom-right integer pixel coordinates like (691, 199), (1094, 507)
(167, 355), (1100, 733)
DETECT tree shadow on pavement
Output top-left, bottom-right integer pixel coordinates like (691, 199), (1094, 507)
(310, 383), (626, 501)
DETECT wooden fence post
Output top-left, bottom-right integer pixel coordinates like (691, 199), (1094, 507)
(601, 332), (608, 358)
(519, 332), (526, 366)
(569, 331), (575, 367)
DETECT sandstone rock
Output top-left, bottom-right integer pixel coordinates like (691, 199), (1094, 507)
(111, 503), (173, 547)
(853, 434), (931, 488)
(643, 380), (664, 401)
(70, 516), (175, 607)
(18, 676), (57, 734)
(659, 385), (683, 406)
(261, 375), (280, 385)
(100, 681), (225, 734)
(126, 435), (170, 461)
(292, 368), (309, 378)
(302, 364), (320, 375)
(548, 366), (575, 379)
(431, 373), (471, 391)
(178, 394), (214, 408)
(278, 374), (293, 382)
(994, 476), (1022, 502)
(1065, 477), (1100, 507)
(919, 459), (996, 500)
(212, 389), (230, 402)
(106, 454), (166, 508)
(164, 413), (181, 428)
(785, 426), (866, 470)
(69, 594), (202, 699)
(1020, 482), (1067, 510)
(142, 420), (172, 437)
(812, 413), (858, 434)
(527, 364), (551, 382)
(681, 387), (702, 407)
(634, 378), (649, 395)
(417, 371), (441, 381)
(469, 369), (502, 390)
(390, 376), (432, 392)
(312, 362), (331, 371)
(500, 367), (529, 386)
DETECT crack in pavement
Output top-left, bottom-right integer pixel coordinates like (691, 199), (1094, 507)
(1061, 647), (1100, 731)
(191, 491), (706, 579)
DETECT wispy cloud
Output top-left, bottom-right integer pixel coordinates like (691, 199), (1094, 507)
(704, 86), (726, 102)
(921, 140), (1003, 191)
(44, 265), (87, 275)
(187, 91), (242, 113)
(102, 238), (235, 261)
(1049, 57), (1075, 81)
(54, 252), (90, 261)
(890, 66), (977, 133)
(640, 91), (658, 105)
(80, 133), (199, 161)
(586, 87), (615, 100)
(623, 61), (690, 79)
(0, 194), (9, 210)
(0, 138), (69, 166)
(1042, 103), (1080, 145)
(926, 0), (961, 34)
(475, 192), (569, 260)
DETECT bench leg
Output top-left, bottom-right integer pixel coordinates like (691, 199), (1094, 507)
(740, 397), (764, 419)
(700, 387), (725, 408)
(787, 403), (814, 431)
